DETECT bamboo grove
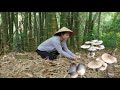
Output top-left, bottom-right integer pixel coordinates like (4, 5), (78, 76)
(0, 12), (120, 55)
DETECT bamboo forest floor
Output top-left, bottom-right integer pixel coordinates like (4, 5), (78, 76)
(0, 49), (120, 78)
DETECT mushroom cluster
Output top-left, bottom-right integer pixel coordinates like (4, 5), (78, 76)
(67, 63), (86, 78)
(81, 40), (105, 58)
(87, 53), (117, 78)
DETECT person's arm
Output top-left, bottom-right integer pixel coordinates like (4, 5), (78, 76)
(62, 41), (76, 57)
(52, 39), (74, 59)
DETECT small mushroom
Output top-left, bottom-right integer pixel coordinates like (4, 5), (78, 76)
(99, 62), (108, 71)
(87, 52), (95, 58)
(68, 63), (78, 78)
(106, 63), (115, 78)
(87, 46), (97, 58)
(81, 44), (90, 49)
(76, 63), (86, 78)
(88, 45), (97, 52)
(70, 72), (79, 78)
(96, 56), (108, 71)
(95, 45), (105, 50)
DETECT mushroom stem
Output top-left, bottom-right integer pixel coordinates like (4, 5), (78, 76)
(94, 69), (99, 78)
(87, 51), (95, 58)
(106, 63), (115, 78)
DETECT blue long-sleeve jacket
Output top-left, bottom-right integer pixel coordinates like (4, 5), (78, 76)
(37, 36), (75, 59)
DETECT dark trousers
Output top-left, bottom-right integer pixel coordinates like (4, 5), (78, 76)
(36, 49), (59, 60)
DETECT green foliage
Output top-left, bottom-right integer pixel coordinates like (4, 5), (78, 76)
(1, 12), (120, 54)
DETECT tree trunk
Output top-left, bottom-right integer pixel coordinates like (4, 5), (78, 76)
(68, 12), (74, 51)
(28, 12), (34, 51)
(73, 12), (80, 52)
(23, 12), (29, 51)
(97, 12), (101, 39)
(9, 12), (14, 50)
(1, 12), (8, 54)
(33, 12), (38, 47)
(60, 12), (68, 28)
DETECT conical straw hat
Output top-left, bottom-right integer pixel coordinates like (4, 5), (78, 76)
(54, 27), (74, 37)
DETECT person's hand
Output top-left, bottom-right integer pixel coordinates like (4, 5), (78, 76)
(73, 55), (81, 60)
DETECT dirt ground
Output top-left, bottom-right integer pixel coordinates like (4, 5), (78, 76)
(0, 49), (120, 78)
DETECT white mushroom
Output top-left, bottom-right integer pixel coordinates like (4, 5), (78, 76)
(101, 53), (117, 64)
(70, 72), (79, 78)
(81, 44), (90, 49)
(99, 62), (108, 71)
(88, 45), (97, 52)
(68, 63), (78, 78)
(95, 45), (105, 50)
(88, 60), (103, 69)
(91, 40), (98, 42)
(68, 63), (77, 74)
(87, 52), (95, 58)
(76, 63), (86, 76)
(106, 63), (115, 78)
(85, 41), (92, 44)
(96, 56), (108, 71)
(92, 40), (103, 45)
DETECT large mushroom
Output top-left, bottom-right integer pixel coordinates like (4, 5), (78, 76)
(101, 53), (117, 64)
(101, 53), (117, 78)
(87, 60), (103, 78)
(88, 60), (103, 69)
(81, 40), (105, 58)
(96, 56), (108, 71)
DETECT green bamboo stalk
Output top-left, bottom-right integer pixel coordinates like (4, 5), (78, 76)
(73, 12), (80, 52)
(97, 12), (101, 39)
(68, 12), (74, 51)
(1, 12), (8, 54)
(28, 12), (34, 51)
(33, 12), (38, 47)
(60, 12), (68, 28)
(8, 12), (14, 50)
(0, 23), (2, 51)
(23, 12), (29, 51)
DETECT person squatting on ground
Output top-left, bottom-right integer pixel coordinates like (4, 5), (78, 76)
(36, 27), (80, 60)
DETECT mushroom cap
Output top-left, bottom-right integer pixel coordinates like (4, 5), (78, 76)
(70, 72), (78, 78)
(85, 41), (93, 45)
(96, 56), (106, 64)
(101, 53), (117, 64)
(95, 45), (105, 50)
(76, 63), (86, 75)
(99, 62), (108, 71)
(96, 57), (108, 71)
(81, 44), (90, 49)
(92, 40), (103, 45)
(88, 60), (103, 69)
(68, 63), (77, 74)
(88, 46), (97, 51)
(96, 56), (103, 61)
(91, 40), (98, 42)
